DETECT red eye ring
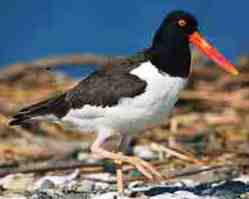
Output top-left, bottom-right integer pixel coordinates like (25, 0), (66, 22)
(178, 19), (187, 27)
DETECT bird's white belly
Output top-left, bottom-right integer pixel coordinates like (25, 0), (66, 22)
(62, 61), (188, 134)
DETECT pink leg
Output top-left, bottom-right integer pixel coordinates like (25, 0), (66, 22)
(91, 136), (164, 193)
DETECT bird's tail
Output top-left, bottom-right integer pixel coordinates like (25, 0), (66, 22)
(9, 93), (71, 126)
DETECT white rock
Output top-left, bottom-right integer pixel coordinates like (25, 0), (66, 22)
(179, 179), (200, 187)
(0, 194), (27, 199)
(0, 173), (33, 192)
(34, 169), (79, 189)
(85, 173), (115, 181)
(92, 192), (130, 199)
(234, 175), (249, 183)
(133, 145), (156, 160)
(151, 191), (219, 199)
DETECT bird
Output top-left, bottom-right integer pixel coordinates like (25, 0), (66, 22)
(9, 10), (239, 193)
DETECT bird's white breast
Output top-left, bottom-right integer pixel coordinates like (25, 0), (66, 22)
(62, 61), (188, 135)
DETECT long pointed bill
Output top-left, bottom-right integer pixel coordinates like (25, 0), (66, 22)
(189, 32), (239, 76)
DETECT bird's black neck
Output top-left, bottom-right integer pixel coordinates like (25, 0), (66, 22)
(145, 25), (192, 78)
(146, 45), (191, 78)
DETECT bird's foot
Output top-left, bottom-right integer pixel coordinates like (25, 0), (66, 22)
(91, 146), (164, 182)
(123, 155), (164, 182)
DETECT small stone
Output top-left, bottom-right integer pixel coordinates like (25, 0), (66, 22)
(0, 193), (27, 199)
(34, 169), (79, 189)
(39, 179), (56, 190)
(92, 192), (130, 199)
(67, 181), (94, 193)
(241, 192), (249, 199)
(0, 173), (33, 192)
(133, 145), (156, 160)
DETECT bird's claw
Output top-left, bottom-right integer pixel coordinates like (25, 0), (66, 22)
(125, 156), (164, 182)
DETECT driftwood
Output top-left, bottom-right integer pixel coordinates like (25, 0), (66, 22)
(0, 160), (104, 177)
(0, 53), (124, 81)
(0, 157), (236, 184)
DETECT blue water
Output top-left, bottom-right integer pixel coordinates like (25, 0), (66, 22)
(0, 1), (248, 76)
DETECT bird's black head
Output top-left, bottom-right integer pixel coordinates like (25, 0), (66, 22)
(149, 10), (199, 78)
(153, 10), (198, 47)
(148, 10), (238, 78)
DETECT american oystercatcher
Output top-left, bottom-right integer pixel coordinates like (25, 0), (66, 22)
(9, 10), (239, 192)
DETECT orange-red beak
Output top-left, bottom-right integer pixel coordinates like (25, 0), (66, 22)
(189, 32), (239, 76)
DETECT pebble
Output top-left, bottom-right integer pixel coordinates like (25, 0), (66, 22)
(0, 173), (33, 192)
(133, 145), (156, 160)
(151, 191), (219, 199)
(34, 169), (80, 189)
(92, 192), (130, 199)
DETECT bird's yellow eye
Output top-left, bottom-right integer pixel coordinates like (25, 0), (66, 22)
(178, 19), (187, 27)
